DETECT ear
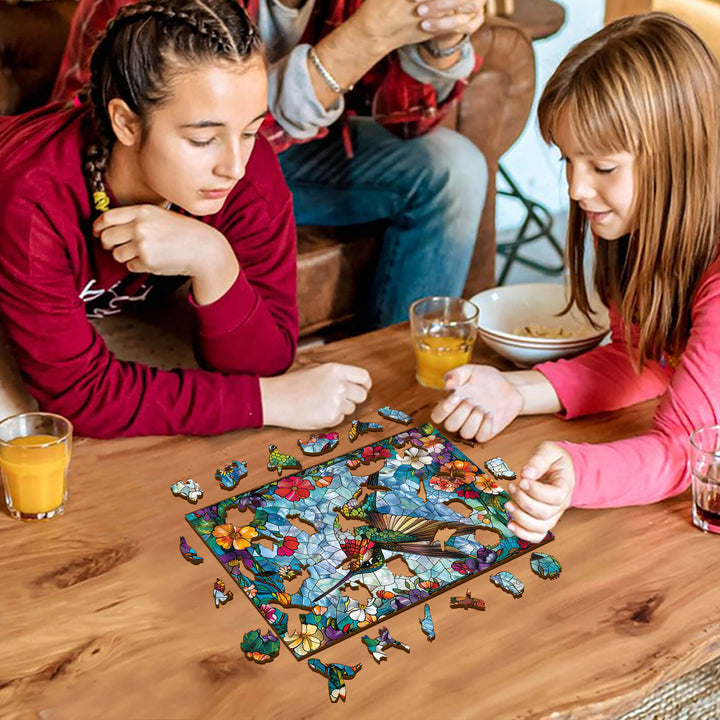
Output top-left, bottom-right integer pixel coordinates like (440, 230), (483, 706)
(107, 98), (142, 147)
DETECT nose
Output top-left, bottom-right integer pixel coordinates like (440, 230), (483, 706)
(567, 165), (595, 203)
(215, 139), (247, 181)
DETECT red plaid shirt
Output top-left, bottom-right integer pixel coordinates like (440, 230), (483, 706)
(52, 0), (481, 152)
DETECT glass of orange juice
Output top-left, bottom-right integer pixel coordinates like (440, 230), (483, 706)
(410, 296), (479, 389)
(0, 412), (72, 521)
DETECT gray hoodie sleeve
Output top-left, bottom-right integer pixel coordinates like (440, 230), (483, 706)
(397, 41), (476, 103)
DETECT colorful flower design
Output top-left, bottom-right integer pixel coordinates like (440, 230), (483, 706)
(314, 474), (333, 488)
(259, 603), (278, 623)
(273, 591), (292, 606)
(399, 447), (433, 470)
(277, 536), (299, 557)
(429, 475), (460, 493)
(456, 485), (482, 500)
(418, 580), (440, 591)
(275, 475), (314, 502)
(285, 623), (324, 656)
(244, 583), (257, 598)
(278, 565), (298, 580)
(376, 590), (395, 600)
(212, 523), (259, 550)
(477, 476), (503, 494)
(440, 460), (479, 484)
(345, 598), (378, 626)
(360, 445), (392, 463)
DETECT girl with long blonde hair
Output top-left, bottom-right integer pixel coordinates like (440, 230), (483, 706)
(432, 12), (720, 540)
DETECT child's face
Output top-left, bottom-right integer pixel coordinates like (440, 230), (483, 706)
(554, 113), (636, 240)
(132, 56), (268, 216)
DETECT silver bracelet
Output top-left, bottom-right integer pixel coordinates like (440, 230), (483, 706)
(308, 46), (353, 95)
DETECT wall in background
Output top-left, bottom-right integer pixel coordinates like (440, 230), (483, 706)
(496, 0), (604, 232)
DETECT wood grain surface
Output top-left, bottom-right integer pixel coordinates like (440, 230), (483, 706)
(2, 324), (718, 720)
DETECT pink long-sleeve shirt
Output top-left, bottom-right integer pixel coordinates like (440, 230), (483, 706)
(0, 104), (298, 438)
(535, 257), (720, 508)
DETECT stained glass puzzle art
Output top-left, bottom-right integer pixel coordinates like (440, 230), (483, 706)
(185, 423), (551, 659)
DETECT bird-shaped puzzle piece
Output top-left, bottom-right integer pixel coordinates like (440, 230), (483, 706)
(490, 571), (524, 598)
(213, 578), (234, 608)
(267, 444), (302, 475)
(179, 536), (203, 564)
(215, 460), (248, 490)
(377, 406), (412, 425)
(308, 659), (362, 703)
(450, 589), (485, 611)
(348, 419), (383, 443)
(362, 626), (410, 662)
(419, 603), (435, 640)
(297, 432), (339, 456)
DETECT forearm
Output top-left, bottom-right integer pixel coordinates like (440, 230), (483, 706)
(191, 233), (240, 306)
(309, 17), (391, 110)
(505, 370), (563, 415)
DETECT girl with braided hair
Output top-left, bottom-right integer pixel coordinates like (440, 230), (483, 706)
(0, 0), (370, 437)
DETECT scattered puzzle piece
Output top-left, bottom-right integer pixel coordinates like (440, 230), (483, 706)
(267, 444), (302, 476)
(348, 419), (383, 443)
(308, 659), (362, 703)
(361, 627), (410, 662)
(213, 578), (234, 608)
(446, 432), (475, 448)
(179, 536), (203, 564)
(171, 478), (203, 504)
(530, 552), (562, 580)
(490, 571), (524, 598)
(450, 589), (485, 611)
(420, 603), (435, 640)
(297, 432), (339, 456)
(485, 456), (516, 481)
(377, 406), (413, 425)
(215, 460), (248, 490)
(241, 629), (280, 663)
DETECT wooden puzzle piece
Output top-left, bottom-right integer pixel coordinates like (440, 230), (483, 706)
(450, 589), (485, 611)
(420, 604), (435, 640)
(377, 406), (412, 425)
(213, 578), (234, 608)
(490, 571), (524, 598)
(267, 444), (302, 475)
(485, 456), (516, 481)
(348, 419), (383, 443)
(241, 629), (280, 663)
(308, 659), (362, 703)
(361, 626), (410, 662)
(297, 432), (339, 456)
(446, 432), (475, 448)
(215, 460), (248, 490)
(179, 536), (203, 564)
(171, 478), (203, 504)
(530, 552), (562, 580)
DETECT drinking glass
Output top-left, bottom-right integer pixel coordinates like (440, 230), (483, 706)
(688, 425), (720, 534)
(0, 412), (73, 520)
(410, 296), (479, 390)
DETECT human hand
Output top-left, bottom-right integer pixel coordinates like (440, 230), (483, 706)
(352, 0), (438, 52)
(415, 0), (486, 47)
(94, 205), (235, 280)
(260, 363), (372, 430)
(430, 364), (523, 442)
(505, 442), (575, 543)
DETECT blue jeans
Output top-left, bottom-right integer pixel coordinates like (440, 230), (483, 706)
(279, 117), (488, 328)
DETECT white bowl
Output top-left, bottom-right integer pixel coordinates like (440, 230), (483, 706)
(469, 283), (610, 368)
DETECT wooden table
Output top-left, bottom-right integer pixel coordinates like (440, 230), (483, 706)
(2, 324), (719, 720)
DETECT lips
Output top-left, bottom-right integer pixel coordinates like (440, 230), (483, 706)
(583, 208), (611, 222)
(200, 187), (233, 199)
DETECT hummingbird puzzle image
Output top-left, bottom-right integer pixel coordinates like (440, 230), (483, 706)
(185, 423), (552, 659)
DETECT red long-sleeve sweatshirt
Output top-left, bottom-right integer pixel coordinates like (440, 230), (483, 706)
(0, 104), (298, 438)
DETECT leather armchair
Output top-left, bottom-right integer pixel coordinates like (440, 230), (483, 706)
(0, 1), (536, 336)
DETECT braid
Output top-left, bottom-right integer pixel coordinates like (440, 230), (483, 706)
(83, 0), (261, 214)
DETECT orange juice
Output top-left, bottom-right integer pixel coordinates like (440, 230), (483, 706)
(414, 335), (472, 389)
(0, 434), (70, 516)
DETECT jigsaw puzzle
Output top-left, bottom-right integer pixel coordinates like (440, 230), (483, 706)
(185, 423), (551, 659)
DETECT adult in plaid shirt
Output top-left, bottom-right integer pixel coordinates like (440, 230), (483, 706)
(53, 0), (488, 327)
